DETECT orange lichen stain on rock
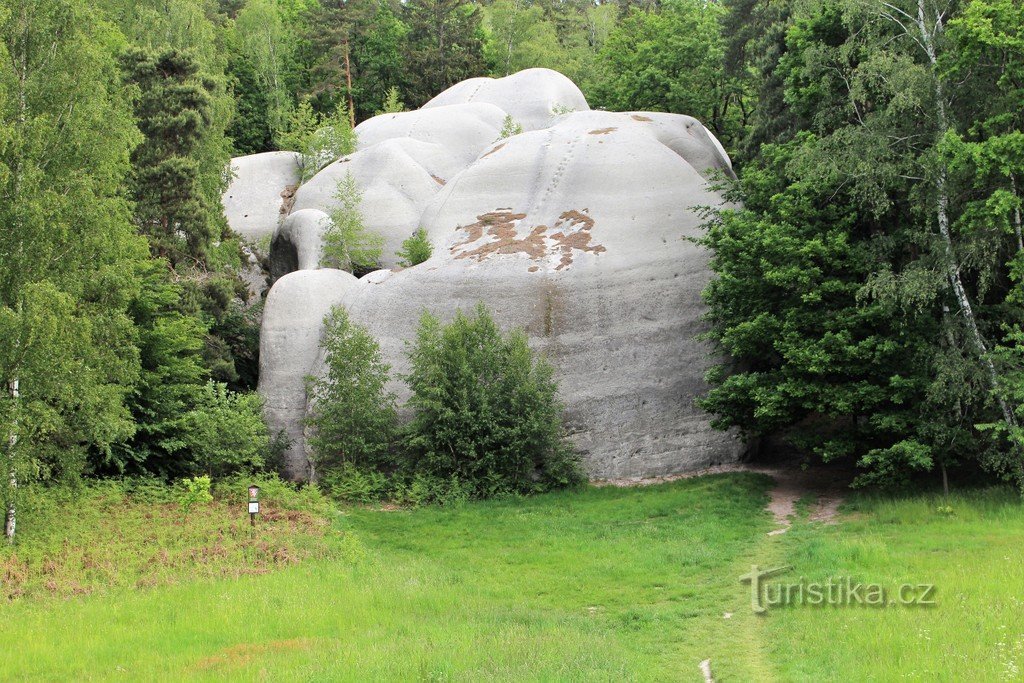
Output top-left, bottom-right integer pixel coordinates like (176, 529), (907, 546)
(431, 174), (446, 185)
(451, 209), (605, 271)
(588, 127), (617, 135)
(452, 211), (545, 262)
(195, 638), (329, 671)
(630, 114), (654, 122)
(279, 184), (298, 216)
(550, 210), (605, 270)
(482, 143), (506, 158)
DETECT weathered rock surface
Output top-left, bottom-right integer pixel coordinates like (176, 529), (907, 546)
(223, 151), (301, 240)
(291, 138), (461, 268)
(424, 68), (591, 131)
(257, 69), (745, 480)
(258, 269), (359, 479)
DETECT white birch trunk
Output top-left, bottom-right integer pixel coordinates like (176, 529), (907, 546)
(5, 379), (18, 543)
(913, 0), (1017, 427)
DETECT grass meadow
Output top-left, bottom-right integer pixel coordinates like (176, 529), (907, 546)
(1, 473), (1023, 680)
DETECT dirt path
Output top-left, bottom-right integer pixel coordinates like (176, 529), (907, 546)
(597, 462), (850, 534)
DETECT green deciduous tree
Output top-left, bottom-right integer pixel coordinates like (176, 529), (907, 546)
(0, 0), (150, 540)
(588, 0), (744, 144)
(403, 304), (584, 496)
(180, 381), (268, 476)
(321, 171), (384, 274)
(306, 307), (397, 477)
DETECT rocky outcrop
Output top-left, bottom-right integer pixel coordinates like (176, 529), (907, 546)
(223, 151), (302, 240)
(256, 68), (745, 480)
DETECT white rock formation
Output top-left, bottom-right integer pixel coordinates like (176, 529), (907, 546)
(222, 151), (301, 240)
(258, 269), (359, 479)
(424, 68), (591, 131)
(256, 68), (745, 480)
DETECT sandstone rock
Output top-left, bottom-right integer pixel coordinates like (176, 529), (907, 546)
(259, 69), (745, 481)
(270, 209), (330, 282)
(222, 151), (301, 240)
(423, 68), (590, 131)
(289, 138), (461, 268)
(353, 102), (507, 169)
(258, 269), (359, 479)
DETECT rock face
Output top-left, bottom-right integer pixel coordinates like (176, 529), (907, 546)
(223, 151), (302, 240)
(256, 68), (745, 481)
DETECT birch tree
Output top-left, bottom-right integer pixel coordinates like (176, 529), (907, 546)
(0, 0), (146, 540)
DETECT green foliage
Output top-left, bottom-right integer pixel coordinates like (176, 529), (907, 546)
(587, 0), (744, 144)
(497, 114), (523, 139)
(403, 0), (487, 106)
(396, 228), (433, 267)
(175, 474), (213, 513)
(121, 47), (231, 266)
(226, 51), (275, 154)
(180, 382), (268, 477)
(321, 172), (385, 273)
(306, 307), (397, 475)
(375, 85), (406, 115)
(281, 99), (357, 182)
(0, 0), (150, 506)
(402, 304), (584, 497)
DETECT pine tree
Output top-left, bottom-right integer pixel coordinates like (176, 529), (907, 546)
(121, 47), (229, 266)
(403, 0), (487, 106)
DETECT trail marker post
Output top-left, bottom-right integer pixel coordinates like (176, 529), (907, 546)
(248, 484), (260, 527)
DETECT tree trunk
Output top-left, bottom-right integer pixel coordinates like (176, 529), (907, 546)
(5, 379), (18, 544)
(343, 38), (355, 128)
(916, 0), (1016, 428)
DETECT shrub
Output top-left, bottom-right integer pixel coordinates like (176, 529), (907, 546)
(402, 304), (584, 497)
(321, 172), (384, 275)
(280, 99), (357, 183)
(375, 86), (405, 115)
(175, 475), (212, 513)
(396, 228), (432, 267)
(498, 114), (523, 139)
(180, 381), (269, 477)
(306, 307), (397, 478)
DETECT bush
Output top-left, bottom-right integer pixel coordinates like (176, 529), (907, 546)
(396, 228), (432, 267)
(321, 172), (385, 275)
(402, 304), (584, 497)
(180, 381), (269, 477)
(175, 475), (212, 513)
(306, 307), (397, 477)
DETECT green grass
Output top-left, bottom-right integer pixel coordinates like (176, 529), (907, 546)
(2, 475), (1023, 681)
(764, 488), (1024, 681)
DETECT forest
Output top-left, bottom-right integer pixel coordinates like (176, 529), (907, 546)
(3, 0), (1024, 515)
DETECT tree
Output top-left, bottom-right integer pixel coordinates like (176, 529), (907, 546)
(121, 47), (229, 266)
(226, 51), (274, 154)
(306, 307), (397, 477)
(180, 381), (269, 476)
(0, 0), (150, 540)
(587, 0), (743, 144)
(402, 304), (584, 496)
(104, 260), (209, 478)
(698, 0), (1024, 489)
(403, 0), (487, 106)
(321, 171), (385, 274)
(396, 228), (433, 267)
(375, 86), (406, 115)
(482, 0), (566, 76)
(230, 0), (295, 146)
